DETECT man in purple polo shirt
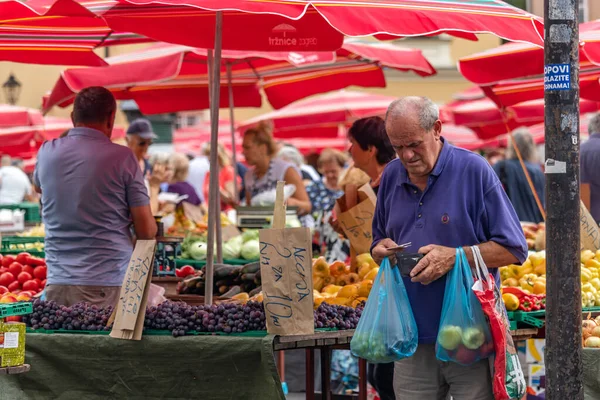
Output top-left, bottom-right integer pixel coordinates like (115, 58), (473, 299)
(371, 97), (527, 399)
(582, 113), (600, 222)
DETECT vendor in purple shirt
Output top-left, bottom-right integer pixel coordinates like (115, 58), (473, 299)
(371, 97), (527, 400)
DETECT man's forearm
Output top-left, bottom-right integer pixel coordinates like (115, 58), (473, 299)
(462, 241), (520, 269)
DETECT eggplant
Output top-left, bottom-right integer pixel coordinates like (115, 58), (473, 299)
(241, 273), (256, 282)
(241, 262), (260, 274)
(249, 286), (262, 297)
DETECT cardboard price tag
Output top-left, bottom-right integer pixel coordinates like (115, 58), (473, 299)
(580, 200), (600, 251)
(110, 240), (156, 340)
(258, 181), (314, 336)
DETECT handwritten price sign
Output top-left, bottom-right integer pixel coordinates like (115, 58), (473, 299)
(259, 227), (314, 336)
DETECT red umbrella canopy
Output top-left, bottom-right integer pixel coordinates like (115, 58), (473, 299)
(480, 66), (600, 108)
(0, 0), (149, 66)
(21, 0), (544, 52)
(42, 40), (436, 114)
(443, 96), (600, 140)
(239, 90), (398, 139)
(458, 19), (600, 86)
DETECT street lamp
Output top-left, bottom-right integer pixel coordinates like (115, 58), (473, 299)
(3, 74), (22, 105)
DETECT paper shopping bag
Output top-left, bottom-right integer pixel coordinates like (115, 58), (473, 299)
(336, 183), (377, 255)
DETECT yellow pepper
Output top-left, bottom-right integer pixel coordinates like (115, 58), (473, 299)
(502, 278), (519, 287)
(513, 260), (533, 279)
(595, 249), (600, 262)
(582, 282), (597, 295)
(534, 260), (546, 276)
(533, 279), (546, 295)
(591, 278), (600, 291)
(519, 273), (537, 292)
(500, 266), (516, 281)
(594, 292), (600, 307)
(582, 250), (596, 264)
(582, 267), (593, 283)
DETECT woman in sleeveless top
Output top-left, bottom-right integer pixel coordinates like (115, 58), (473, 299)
(242, 123), (312, 215)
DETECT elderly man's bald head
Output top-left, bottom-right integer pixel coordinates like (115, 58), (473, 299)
(385, 96), (439, 131)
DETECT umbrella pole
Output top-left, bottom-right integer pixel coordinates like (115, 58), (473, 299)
(204, 11), (224, 305)
(226, 63), (239, 204)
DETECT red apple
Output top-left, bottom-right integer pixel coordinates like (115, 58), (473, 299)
(1, 255), (14, 268)
(15, 252), (30, 265)
(454, 345), (479, 366)
(22, 265), (34, 276)
(7, 262), (22, 277)
(5, 316), (21, 322)
(0, 272), (15, 287)
(0, 286), (7, 295)
(17, 272), (32, 285)
(7, 281), (20, 292)
(22, 280), (39, 293)
(33, 266), (47, 281)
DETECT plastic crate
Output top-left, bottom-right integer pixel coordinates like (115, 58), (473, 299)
(1, 236), (45, 257)
(0, 203), (41, 223)
(0, 302), (33, 318)
(175, 258), (257, 269)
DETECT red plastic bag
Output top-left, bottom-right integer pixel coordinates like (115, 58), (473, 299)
(471, 246), (526, 400)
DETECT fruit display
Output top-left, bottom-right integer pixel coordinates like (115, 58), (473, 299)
(167, 209), (232, 237)
(312, 253), (378, 309)
(179, 230), (260, 262)
(582, 314), (600, 348)
(176, 262), (261, 298)
(500, 249), (600, 311)
(3, 240), (44, 253)
(0, 252), (46, 299)
(521, 222), (545, 251)
(23, 299), (363, 338)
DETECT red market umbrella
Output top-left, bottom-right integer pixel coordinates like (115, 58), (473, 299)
(0, 0), (149, 66)
(445, 97), (600, 140)
(0, 105), (44, 127)
(43, 40), (435, 114)
(481, 67), (600, 108)
(239, 90), (397, 139)
(458, 20), (600, 85)
(62, 0), (545, 51)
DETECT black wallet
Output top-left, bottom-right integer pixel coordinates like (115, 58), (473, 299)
(396, 253), (425, 277)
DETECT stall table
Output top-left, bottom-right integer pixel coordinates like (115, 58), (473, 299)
(0, 328), (540, 400)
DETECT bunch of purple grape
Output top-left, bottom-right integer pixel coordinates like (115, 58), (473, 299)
(314, 303), (363, 330)
(23, 299), (113, 332)
(144, 301), (267, 337)
(24, 299), (365, 338)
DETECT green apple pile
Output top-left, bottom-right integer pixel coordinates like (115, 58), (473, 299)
(437, 325), (493, 366)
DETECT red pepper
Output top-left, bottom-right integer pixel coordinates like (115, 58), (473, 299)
(530, 297), (541, 311)
(502, 287), (531, 300)
(518, 297), (533, 312)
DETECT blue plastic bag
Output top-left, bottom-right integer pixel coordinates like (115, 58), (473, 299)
(350, 257), (418, 363)
(436, 248), (494, 365)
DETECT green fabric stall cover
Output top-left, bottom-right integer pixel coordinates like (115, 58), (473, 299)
(0, 333), (285, 400)
(584, 348), (600, 400)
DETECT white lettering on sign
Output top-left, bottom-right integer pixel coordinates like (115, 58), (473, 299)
(544, 64), (570, 91)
